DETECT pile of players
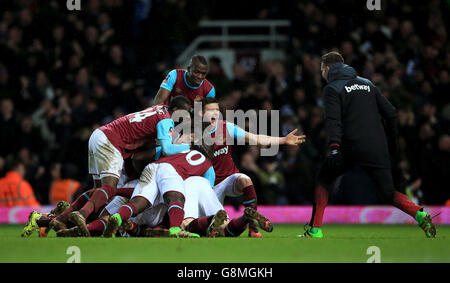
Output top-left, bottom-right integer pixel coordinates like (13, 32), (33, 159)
(21, 56), (306, 238)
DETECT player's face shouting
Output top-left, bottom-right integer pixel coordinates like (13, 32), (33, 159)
(202, 103), (220, 125)
(188, 62), (208, 86)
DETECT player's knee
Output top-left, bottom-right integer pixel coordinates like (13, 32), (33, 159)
(235, 176), (252, 192)
(131, 196), (150, 213)
(163, 191), (185, 205)
(101, 176), (119, 189)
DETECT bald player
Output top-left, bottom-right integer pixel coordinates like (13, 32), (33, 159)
(154, 55), (216, 105)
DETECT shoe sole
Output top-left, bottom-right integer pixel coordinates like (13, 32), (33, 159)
(207, 209), (227, 237)
(50, 201), (70, 215)
(244, 207), (273, 232)
(56, 227), (81, 237)
(21, 211), (40, 237)
(424, 214), (437, 238)
(144, 227), (170, 237)
(49, 218), (67, 232)
(103, 215), (120, 238)
(68, 212), (90, 237)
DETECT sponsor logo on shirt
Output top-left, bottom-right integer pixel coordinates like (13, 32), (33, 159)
(345, 84), (371, 93)
(214, 146), (229, 157)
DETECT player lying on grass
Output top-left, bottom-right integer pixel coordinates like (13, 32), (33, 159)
(48, 96), (193, 235)
(79, 176), (225, 238)
(101, 141), (216, 238)
(23, 129), (194, 238)
(198, 97), (305, 237)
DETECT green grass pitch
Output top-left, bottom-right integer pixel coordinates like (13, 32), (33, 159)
(0, 224), (449, 263)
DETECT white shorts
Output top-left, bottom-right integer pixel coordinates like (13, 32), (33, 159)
(117, 168), (139, 189)
(88, 129), (123, 180)
(105, 195), (167, 228)
(131, 163), (185, 207)
(183, 176), (224, 219)
(213, 173), (248, 204)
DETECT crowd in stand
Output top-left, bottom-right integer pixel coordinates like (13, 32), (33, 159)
(0, 0), (449, 206)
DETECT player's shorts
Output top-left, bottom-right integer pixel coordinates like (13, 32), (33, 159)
(105, 195), (167, 228)
(183, 176), (224, 220)
(213, 173), (248, 204)
(88, 129), (123, 180)
(131, 163), (185, 207)
(117, 168), (139, 189)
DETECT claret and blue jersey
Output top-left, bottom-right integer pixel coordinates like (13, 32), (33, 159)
(160, 69), (215, 105)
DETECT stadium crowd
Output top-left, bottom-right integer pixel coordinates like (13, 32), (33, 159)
(0, 0), (449, 206)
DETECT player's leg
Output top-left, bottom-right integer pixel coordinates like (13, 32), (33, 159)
(157, 163), (199, 238)
(104, 164), (159, 237)
(69, 129), (123, 236)
(103, 196), (150, 237)
(362, 166), (436, 238)
(223, 207), (273, 237)
(22, 201), (70, 237)
(213, 173), (262, 237)
(298, 163), (345, 238)
(48, 189), (95, 232)
(234, 175), (261, 237)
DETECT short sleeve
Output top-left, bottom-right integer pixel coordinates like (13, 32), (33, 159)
(160, 70), (177, 91)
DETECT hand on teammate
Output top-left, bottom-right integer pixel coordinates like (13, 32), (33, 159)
(326, 143), (344, 169)
(284, 129), (306, 146)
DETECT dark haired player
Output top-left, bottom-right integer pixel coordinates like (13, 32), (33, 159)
(49, 96), (193, 236)
(154, 55), (215, 105)
(298, 51), (436, 238)
(199, 97), (305, 237)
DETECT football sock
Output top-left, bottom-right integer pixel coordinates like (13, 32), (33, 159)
(116, 203), (136, 222)
(224, 216), (247, 237)
(57, 189), (94, 222)
(393, 192), (421, 218)
(185, 215), (214, 235)
(87, 219), (107, 235)
(310, 185), (329, 228)
(167, 201), (185, 228)
(242, 185), (257, 210)
(36, 214), (54, 228)
(79, 185), (116, 218)
(242, 185), (259, 231)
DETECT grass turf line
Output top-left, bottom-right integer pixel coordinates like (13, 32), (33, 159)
(0, 224), (449, 263)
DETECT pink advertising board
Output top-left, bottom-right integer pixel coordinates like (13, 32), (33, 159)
(1, 205), (448, 225)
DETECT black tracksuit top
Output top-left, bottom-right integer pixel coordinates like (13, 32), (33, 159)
(323, 63), (398, 168)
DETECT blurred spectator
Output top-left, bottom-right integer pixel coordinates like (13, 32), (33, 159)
(256, 156), (286, 205)
(0, 0), (448, 205)
(48, 162), (81, 205)
(0, 160), (40, 207)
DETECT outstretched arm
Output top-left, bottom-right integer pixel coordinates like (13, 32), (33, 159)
(245, 129), (306, 146)
(226, 122), (305, 146)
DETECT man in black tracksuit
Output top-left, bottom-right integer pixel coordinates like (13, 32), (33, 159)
(297, 52), (436, 238)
